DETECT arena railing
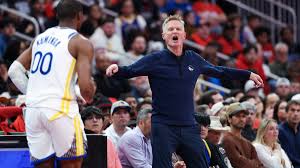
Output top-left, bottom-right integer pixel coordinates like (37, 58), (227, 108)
(0, 5), (38, 41)
(223, 0), (296, 43)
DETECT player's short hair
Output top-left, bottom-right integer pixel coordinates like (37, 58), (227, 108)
(56, 0), (83, 21)
(162, 15), (185, 33)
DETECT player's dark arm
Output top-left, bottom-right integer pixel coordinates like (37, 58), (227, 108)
(72, 35), (95, 103)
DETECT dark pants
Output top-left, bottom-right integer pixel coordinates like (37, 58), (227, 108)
(151, 123), (209, 168)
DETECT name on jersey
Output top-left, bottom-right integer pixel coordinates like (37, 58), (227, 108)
(37, 36), (61, 47)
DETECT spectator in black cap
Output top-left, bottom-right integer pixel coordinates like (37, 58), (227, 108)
(81, 106), (123, 168)
(81, 106), (104, 134)
(93, 95), (112, 130)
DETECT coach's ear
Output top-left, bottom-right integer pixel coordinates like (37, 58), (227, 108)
(162, 32), (166, 40)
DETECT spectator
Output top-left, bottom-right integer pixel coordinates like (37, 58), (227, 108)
(104, 100), (131, 146)
(217, 22), (243, 57)
(89, 17), (125, 62)
(195, 113), (233, 168)
(115, 0), (147, 41)
(190, 21), (212, 47)
(292, 94), (300, 101)
(118, 108), (186, 168)
(81, 106), (122, 168)
(241, 101), (257, 141)
(206, 116), (233, 168)
(222, 102), (264, 168)
(192, 0), (227, 24)
(242, 15), (261, 44)
(254, 26), (275, 63)
(264, 93), (280, 118)
(269, 43), (289, 78)
(194, 112), (211, 164)
(228, 14), (242, 42)
(290, 82), (300, 96)
(183, 11), (198, 39)
(123, 94), (138, 127)
(244, 80), (261, 98)
(275, 78), (291, 100)
(273, 100), (288, 124)
(201, 42), (220, 66)
(117, 108), (152, 168)
(197, 90), (223, 108)
(280, 26), (300, 55)
(279, 100), (300, 168)
(287, 61), (300, 83)
(253, 119), (292, 168)
(119, 34), (147, 66)
(0, 19), (16, 59)
(93, 49), (131, 99)
(236, 45), (267, 90)
(129, 76), (151, 100)
(209, 102), (225, 116)
(136, 97), (152, 112)
(195, 104), (210, 114)
(80, 4), (103, 37)
(93, 95), (112, 130)
(265, 93), (279, 107)
(230, 89), (244, 102)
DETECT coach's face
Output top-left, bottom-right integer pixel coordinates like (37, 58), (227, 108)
(162, 20), (186, 48)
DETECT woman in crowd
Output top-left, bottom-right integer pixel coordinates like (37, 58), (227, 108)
(273, 100), (288, 124)
(253, 119), (292, 168)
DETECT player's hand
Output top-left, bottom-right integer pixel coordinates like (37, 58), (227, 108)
(106, 64), (119, 77)
(174, 161), (186, 168)
(249, 72), (264, 88)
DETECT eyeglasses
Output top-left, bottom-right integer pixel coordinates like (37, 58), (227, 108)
(86, 115), (103, 120)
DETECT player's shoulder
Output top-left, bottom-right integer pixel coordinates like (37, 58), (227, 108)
(69, 34), (93, 49)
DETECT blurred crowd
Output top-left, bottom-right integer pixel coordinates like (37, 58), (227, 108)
(0, 0), (300, 168)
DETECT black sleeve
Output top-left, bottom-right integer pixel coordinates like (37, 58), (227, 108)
(192, 51), (251, 81)
(114, 53), (158, 79)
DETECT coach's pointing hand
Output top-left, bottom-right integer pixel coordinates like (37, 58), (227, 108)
(249, 72), (264, 88)
(106, 64), (119, 76)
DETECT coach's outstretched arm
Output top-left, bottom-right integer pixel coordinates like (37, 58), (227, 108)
(72, 35), (95, 103)
(8, 42), (33, 94)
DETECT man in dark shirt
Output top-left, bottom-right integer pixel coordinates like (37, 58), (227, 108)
(106, 15), (264, 168)
(279, 100), (300, 168)
(93, 49), (131, 98)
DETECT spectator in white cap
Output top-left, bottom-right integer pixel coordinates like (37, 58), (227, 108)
(244, 80), (262, 98)
(275, 77), (290, 99)
(104, 100), (131, 146)
(291, 94), (300, 101)
(209, 102), (225, 116)
(206, 116), (233, 168)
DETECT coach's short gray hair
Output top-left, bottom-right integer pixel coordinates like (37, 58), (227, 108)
(162, 15), (185, 33)
(136, 108), (152, 123)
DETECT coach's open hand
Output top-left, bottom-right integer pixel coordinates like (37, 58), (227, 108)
(106, 64), (119, 76)
(250, 72), (264, 88)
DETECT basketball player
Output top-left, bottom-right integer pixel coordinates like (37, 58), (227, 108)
(8, 0), (95, 167)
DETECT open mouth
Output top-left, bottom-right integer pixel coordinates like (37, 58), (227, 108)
(172, 36), (178, 41)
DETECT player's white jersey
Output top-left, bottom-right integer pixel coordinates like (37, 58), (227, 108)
(26, 27), (79, 120)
